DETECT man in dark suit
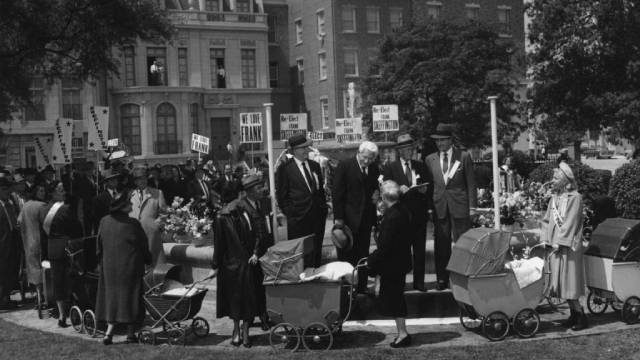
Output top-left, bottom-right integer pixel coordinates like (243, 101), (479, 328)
(332, 141), (380, 293)
(186, 167), (211, 204)
(425, 123), (477, 290)
(275, 134), (328, 267)
(383, 134), (433, 291)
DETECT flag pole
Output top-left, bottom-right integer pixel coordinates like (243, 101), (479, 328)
(488, 96), (501, 229)
(263, 103), (279, 242)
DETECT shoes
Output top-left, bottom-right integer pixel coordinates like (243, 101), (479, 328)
(563, 309), (577, 328)
(57, 319), (69, 328)
(231, 333), (242, 347)
(125, 335), (138, 344)
(390, 335), (411, 348)
(571, 312), (588, 331)
(103, 335), (113, 346)
(242, 337), (252, 348)
(436, 281), (448, 291)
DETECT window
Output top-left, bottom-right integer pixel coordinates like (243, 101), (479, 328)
(123, 46), (136, 87)
(366, 7), (380, 33)
(156, 102), (178, 154)
(178, 48), (188, 86)
(344, 49), (358, 77)
(147, 47), (166, 86)
(466, 4), (480, 20)
(427, 3), (442, 19)
(295, 19), (303, 44)
(210, 48), (226, 88)
(62, 78), (82, 120)
(190, 103), (199, 134)
(318, 52), (327, 80)
(236, 0), (250, 12)
(25, 77), (45, 121)
(241, 49), (256, 88)
(320, 98), (329, 129)
(342, 6), (356, 32)
(389, 8), (403, 30)
(497, 7), (512, 34)
(120, 104), (141, 155)
(268, 14), (277, 43)
(205, 0), (219, 11)
(296, 58), (304, 85)
(317, 10), (325, 36)
(269, 62), (278, 88)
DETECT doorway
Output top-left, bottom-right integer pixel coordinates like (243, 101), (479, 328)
(211, 117), (231, 162)
(24, 146), (36, 169)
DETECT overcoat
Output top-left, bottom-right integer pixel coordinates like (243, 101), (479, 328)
(95, 213), (151, 324)
(17, 200), (46, 285)
(129, 187), (166, 267)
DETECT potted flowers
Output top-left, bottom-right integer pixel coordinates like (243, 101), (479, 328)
(156, 196), (214, 247)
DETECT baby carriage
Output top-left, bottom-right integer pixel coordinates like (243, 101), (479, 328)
(37, 236), (100, 338)
(449, 228), (550, 341)
(583, 218), (640, 323)
(138, 264), (212, 346)
(260, 236), (365, 352)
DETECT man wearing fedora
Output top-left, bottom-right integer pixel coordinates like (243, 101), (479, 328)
(425, 123), (477, 290)
(129, 167), (166, 268)
(276, 134), (328, 267)
(383, 134), (433, 292)
(332, 141), (380, 293)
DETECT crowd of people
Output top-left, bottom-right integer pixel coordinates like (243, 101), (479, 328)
(0, 123), (592, 347)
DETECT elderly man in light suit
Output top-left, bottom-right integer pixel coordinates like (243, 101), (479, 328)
(425, 124), (477, 290)
(129, 167), (166, 267)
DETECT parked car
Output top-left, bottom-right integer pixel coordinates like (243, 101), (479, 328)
(597, 149), (614, 159)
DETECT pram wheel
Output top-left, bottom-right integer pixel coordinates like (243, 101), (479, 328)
(611, 300), (623, 312)
(587, 292), (608, 315)
(622, 296), (640, 324)
(459, 307), (481, 330)
(82, 310), (97, 337)
(168, 328), (186, 346)
(482, 311), (510, 341)
(512, 308), (540, 338)
(269, 322), (300, 352)
(191, 317), (209, 338)
(138, 329), (156, 345)
(302, 322), (333, 351)
(69, 306), (83, 333)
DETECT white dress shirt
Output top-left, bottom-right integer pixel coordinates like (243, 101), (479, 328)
(440, 147), (454, 180)
(399, 157), (417, 186)
(293, 157), (317, 191)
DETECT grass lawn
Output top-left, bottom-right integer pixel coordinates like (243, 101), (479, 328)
(2, 318), (640, 360)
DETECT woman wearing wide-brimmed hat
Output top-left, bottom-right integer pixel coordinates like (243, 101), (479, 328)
(541, 161), (588, 331)
(96, 192), (151, 345)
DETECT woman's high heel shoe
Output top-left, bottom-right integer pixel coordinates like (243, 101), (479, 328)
(231, 331), (242, 347)
(242, 335), (252, 348)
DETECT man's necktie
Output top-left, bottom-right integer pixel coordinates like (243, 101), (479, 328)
(303, 162), (316, 191)
(442, 153), (449, 175)
(200, 180), (209, 199)
(405, 161), (412, 184)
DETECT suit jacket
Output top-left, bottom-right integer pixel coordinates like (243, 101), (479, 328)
(93, 190), (116, 231)
(332, 157), (380, 232)
(187, 179), (211, 203)
(276, 158), (327, 225)
(383, 159), (433, 220)
(129, 187), (166, 264)
(425, 148), (477, 219)
(368, 202), (412, 276)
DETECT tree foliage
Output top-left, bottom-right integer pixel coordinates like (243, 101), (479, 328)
(0, 0), (175, 121)
(360, 21), (524, 148)
(527, 0), (640, 149)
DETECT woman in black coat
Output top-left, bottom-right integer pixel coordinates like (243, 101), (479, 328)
(42, 181), (82, 328)
(96, 192), (151, 345)
(368, 180), (413, 348)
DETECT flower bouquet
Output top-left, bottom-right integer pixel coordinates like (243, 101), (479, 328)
(472, 189), (546, 230)
(156, 196), (214, 247)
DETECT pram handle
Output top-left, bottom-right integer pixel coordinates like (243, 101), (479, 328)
(356, 257), (368, 268)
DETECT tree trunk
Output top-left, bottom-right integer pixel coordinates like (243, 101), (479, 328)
(573, 140), (582, 164)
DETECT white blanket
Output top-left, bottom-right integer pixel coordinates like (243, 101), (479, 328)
(505, 257), (544, 289)
(299, 261), (355, 284)
(162, 287), (200, 298)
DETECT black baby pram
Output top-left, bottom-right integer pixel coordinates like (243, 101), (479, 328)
(138, 264), (212, 345)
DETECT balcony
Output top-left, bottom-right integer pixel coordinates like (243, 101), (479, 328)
(169, 10), (267, 27)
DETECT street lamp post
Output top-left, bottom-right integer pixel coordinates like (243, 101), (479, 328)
(488, 96), (501, 229)
(263, 103), (279, 242)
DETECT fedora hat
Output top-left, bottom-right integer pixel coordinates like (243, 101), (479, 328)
(396, 134), (415, 148)
(430, 123), (454, 139)
(331, 223), (353, 251)
(241, 174), (262, 190)
(102, 169), (120, 182)
(288, 134), (312, 149)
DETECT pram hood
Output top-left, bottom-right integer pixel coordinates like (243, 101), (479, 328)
(447, 227), (512, 276)
(144, 263), (184, 292)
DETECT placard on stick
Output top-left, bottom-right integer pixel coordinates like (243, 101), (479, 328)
(191, 133), (210, 154)
(240, 112), (263, 143)
(335, 117), (363, 143)
(372, 105), (399, 132)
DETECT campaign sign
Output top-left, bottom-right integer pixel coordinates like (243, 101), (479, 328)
(372, 105), (399, 132)
(191, 133), (210, 154)
(240, 112), (263, 143)
(279, 113), (308, 140)
(107, 138), (119, 147)
(335, 117), (363, 143)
